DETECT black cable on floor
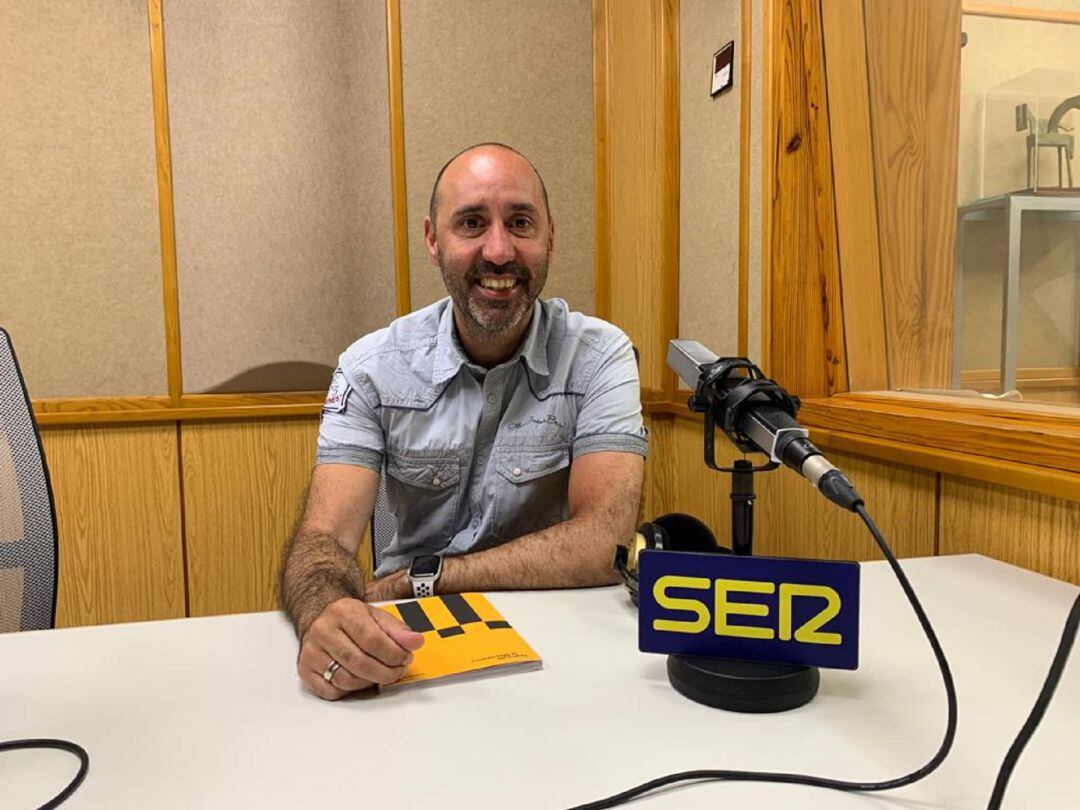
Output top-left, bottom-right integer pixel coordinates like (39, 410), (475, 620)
(0, 738), (89, 810)
(565, 504), (958, 809)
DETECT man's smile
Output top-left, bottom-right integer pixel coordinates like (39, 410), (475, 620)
(474, 275), (525, 300)
(478, 277), (517, 291)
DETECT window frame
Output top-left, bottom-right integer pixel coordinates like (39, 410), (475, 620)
(762, 0), (1080, 503)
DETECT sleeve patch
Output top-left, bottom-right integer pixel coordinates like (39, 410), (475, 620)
(323, 369), (352, 414)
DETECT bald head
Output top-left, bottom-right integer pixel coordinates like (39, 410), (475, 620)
(427, 143), (550, 227)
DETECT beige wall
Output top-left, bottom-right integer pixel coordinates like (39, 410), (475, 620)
(748, 0), (763, 364)
(4, 1), (600, 402)
(0, 1), (166, 398)
(167, 0), (397, 393)
(400, 0), (595, 315)
(678, 0), (762, 368)
(679, 0), (741, 357)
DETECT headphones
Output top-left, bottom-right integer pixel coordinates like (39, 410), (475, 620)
(612, 513), (730, 605)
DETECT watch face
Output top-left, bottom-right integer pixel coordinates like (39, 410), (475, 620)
(410, 554), (441, 577)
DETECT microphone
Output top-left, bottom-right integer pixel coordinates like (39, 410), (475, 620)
(667, 340), (864, 511)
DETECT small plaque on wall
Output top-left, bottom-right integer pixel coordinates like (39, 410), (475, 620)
(711, 40), (735, 97)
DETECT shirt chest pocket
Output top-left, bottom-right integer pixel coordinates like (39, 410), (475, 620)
(490, 444), (572, 540)
(385, 453), (461, 549)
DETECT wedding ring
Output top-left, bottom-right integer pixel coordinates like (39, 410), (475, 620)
(322, 659), (341, 683)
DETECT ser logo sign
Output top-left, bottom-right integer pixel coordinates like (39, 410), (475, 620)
(638, 550), (860, 670)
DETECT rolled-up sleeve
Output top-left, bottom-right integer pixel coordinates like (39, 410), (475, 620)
(572, 335), (649, 459)
(316, 367), (385, 471)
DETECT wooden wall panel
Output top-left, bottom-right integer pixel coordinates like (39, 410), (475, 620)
(649, 414), (741, 544)
(863, 0), (961, 389)
(940, 476), (1080, 584)
(595, 0), (679, 398)
(182, 417), (327, 617)
(820, 0), (888, 392)
(42, 425), (185, 627)
(756, 448), (937, 562)
(649, 414), (938, 562)
(765, 0), (847, 398)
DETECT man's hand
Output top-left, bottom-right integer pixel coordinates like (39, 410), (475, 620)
(298, 597), (425, 700)
(282, 464), (426, 700)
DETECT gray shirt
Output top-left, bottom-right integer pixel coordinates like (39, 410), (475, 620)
(317, 296), (648, 577)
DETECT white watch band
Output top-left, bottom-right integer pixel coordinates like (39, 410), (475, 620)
(412, 578), (435, 599)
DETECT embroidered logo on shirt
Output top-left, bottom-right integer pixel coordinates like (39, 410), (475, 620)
(323, 369), (352, 415)
(506, 414), (565, 432)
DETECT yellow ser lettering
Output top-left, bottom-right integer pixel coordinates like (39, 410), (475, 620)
(715, 578), (774, 640)
(652, 576), (711, 634)
(779, 583), (842, 645)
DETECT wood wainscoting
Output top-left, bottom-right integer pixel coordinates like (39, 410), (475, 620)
(180, 418), (320, 618)
(180, 417), (374, 619)
(647, 408), (1079, 585)
(941, 477), (1080, 584)
(41, 416), (379, 628)
(647, 411), (936, 563)
(39, 408), (1080, 631)
(42, 423), (185, 628)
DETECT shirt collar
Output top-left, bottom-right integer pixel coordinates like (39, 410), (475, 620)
(518, 300), (550, 377)
(431, 299), (550, 387)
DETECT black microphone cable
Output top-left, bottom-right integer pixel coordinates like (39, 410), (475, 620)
(987, 587), (1080, 809)
(0, 738), (89, 810)
(566, 503), (1079, 810)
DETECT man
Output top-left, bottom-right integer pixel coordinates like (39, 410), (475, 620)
(280, 143), (647, 700)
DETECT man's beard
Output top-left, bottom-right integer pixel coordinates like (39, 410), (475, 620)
(441, 256), (549, 339)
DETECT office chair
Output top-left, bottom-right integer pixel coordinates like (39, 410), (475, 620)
(0, 328), (59, 632)
(370, 471), (396, 573)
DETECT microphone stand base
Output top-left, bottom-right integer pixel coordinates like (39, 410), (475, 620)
(667, 654), (819, 713)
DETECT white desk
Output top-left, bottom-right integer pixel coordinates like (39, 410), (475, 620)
(3, 555), (1078, 809)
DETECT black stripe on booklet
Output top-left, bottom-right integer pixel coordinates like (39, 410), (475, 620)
(440, 593), (482, 625)
(397, 600), (435, 633)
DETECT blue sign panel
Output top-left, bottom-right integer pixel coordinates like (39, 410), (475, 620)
(638, 551), (860, 670)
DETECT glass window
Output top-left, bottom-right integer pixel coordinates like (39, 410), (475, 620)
(955, 12), (1080, 405)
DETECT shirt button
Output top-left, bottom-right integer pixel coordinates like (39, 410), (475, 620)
(512, 466), (522, 477)
(477, 454), (487, 465)
(432, 476), (441, 486)
(471, 518), (480, 529)
(486, 393), (496, 404)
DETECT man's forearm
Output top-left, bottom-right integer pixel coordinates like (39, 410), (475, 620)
(366, 516), (622, 602)
(364, 451), (644, 602)
(438, 514), (624, 593)
(434, 452), (642, 593)
(280, 531), (366, 637)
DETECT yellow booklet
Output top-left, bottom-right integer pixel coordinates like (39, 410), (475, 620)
(378, 593), (542, 689)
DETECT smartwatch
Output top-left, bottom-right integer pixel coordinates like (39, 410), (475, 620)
(408, 554), (443, 599)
